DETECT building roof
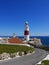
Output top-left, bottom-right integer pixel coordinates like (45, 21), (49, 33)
(8, 37), (23, 44)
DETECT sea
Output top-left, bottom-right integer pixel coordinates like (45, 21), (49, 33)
(0, 36), (49, 46)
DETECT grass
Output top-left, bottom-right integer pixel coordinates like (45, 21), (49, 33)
(37, 60), (49, 65)
(0, 44), (34, 54)
(42, 46), (49, 51)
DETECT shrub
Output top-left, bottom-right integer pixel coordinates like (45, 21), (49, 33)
(10, 53), (15, 58)
(19, 52), (22, 56)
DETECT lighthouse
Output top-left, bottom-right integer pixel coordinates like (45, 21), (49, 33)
(24, 21), (30, 41)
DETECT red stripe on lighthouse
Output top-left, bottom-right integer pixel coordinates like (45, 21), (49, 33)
(24, 30), (29, 35)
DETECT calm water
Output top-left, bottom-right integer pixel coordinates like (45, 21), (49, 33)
(0, 36), (49, 46)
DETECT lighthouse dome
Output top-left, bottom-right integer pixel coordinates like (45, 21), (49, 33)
(25, 21), (28, 25)
(25, 21), (29, 31)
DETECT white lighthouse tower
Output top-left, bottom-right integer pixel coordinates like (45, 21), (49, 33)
(24, 21), (30, 41)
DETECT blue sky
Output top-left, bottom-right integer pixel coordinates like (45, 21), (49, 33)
(0, 0), (49, 36)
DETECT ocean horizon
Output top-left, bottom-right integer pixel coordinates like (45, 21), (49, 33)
(0, 36), (49, 46)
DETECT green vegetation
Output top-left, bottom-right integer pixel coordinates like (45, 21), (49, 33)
(42, 46), (49, 51)
(0, 44), (34, 54)
(19, 52), (22, 56)
(37, 60), (49, 65)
